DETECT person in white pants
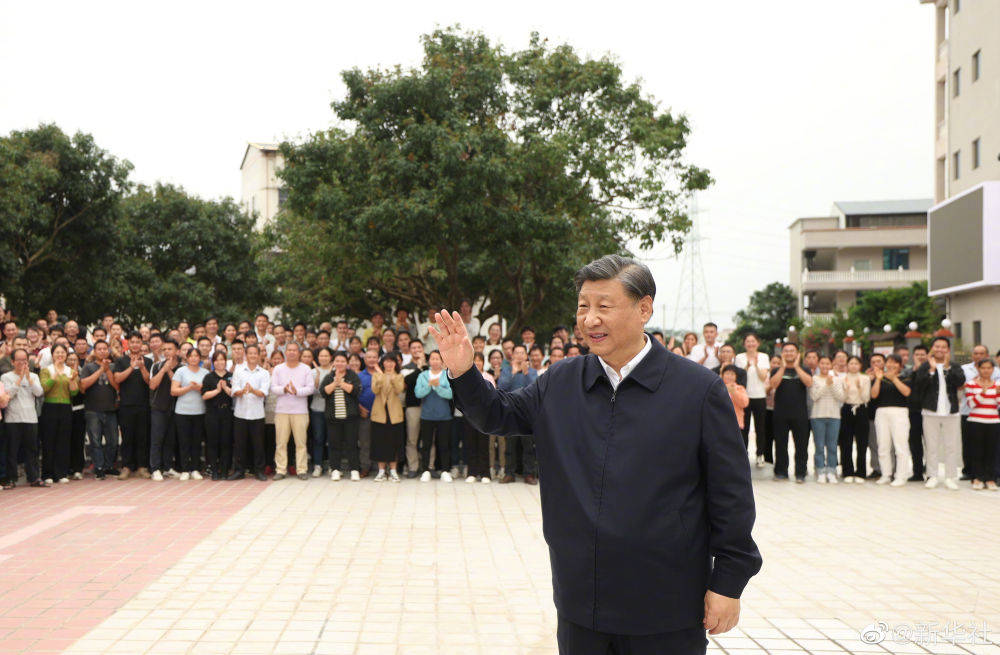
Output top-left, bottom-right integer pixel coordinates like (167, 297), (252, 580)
(871, 354), (912, 486)
(912, 337), (966, 490)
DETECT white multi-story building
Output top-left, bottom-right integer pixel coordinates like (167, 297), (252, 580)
(789, 200), (932, 321)
(240, 142), (284, 230)
(921, 0), (1000, 349)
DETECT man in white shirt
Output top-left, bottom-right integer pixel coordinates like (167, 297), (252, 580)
(687, 322), (721, 370)
(229, 344), (270, 481)
(254, 313), (276, 358)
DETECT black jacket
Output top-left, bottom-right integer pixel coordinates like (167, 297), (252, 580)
(319, 369), (362, 420)
(911, 360), (966, 414)
(450, 337), (762, 635)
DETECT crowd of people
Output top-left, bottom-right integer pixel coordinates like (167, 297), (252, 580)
(1, 308), (998, 492)
(671, 322), (1000, 491)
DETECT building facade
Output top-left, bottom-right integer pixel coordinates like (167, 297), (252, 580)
(240, 143), (284, 230)
(789, 199), (932, 321)
(921, 0), (1000, 349)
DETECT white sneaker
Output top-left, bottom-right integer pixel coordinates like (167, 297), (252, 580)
(853, 476), (865, 484)
(166, 468), (180, 479)
(466, 475), (477, 483)
(350, 470), (360, 481)
(890, 477), (907, 487)
(420, 470), (431, 482)
(827, 471), (838, 484)
(179, 472), (190, 481)
(44, 478), (54, 485)
(440, 471), (453, 483)
(816, 472), (827, 484)
(843, 476), (854, 483)
(330, 470), (342, 481)
(152, 470), (164, 481)
(972, 480), (985, 490)
(72, 472), (83, 480)
(312, 465), (322, 478)
(925, 476), (939, 489)
(876, 475), (891, 485)
(481, 476), (491, 484)
(374, 470), (387, 482)
(755, 454), (765, 467)
(58, 477), (69, 484)
(190, 470), (203, 480)
(389, 470), (401, 482)
(944, 478), (959, 490)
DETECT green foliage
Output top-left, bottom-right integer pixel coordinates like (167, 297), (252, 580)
(729, 282), (798, 346)
(272, 26), (711, 337)
(847, 282), (942, 335)
(0, 124), (132, 320)
(1, 125), (272, 327)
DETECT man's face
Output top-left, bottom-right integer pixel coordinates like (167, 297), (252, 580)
(109, 324), (122, 340)
(398, 333), (411, 352)
(972, 345), (988, 363)
(246, 347), (260, 366)
(719, 346), (735, 364)
(317, 333), (330, 348)
(255, 316), (268, 334)
(64, 321), (78, 338)
(410, 341), (424, 361)
(576, 279), (651, 361)
(804, 352), (819, 370)
(130, 337), (143, 354)
(529, 349), (543, 368)
(337, 323), (348, 339)
(521, 330), (534, 344)
(232, 343), (245, 361)
(285, 343), (300, 365)
(931, 340), (950, 362)
(3, 322), (16, 341)
(502, 341), (514, 359)
(47, 310), (58, 324)
(193, 326), (206, 340)
(206, 319), (219, 335)
(913, 349), (928, 366)
(74, 339), (89, 357)
(549, 350), (564, 365)
(293, 325), (305, 342)
(364, 350), (379, 369)
(102, 316), (113, 330)
(274, 326), (286, 344)
(396, 311), (408, 325)
(178, 322), (190, 338)
(149, 336), (162, 354)
(896, 349), (910, 366)
(703, 325), (718, 344)
(371, 314), (384, 328)
(781, 345), (798, 364)
(512, 347), (527, 364)
(94, 342), (109, 361)
(871, 356), (885, 371)
(12, 350), (28, 373)
(162, 343), (177, 361)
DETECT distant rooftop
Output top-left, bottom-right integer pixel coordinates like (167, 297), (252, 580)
(832, 199), (934, 216)
(240, 142), (281, 171)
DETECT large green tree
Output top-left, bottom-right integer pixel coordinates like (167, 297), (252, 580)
(0, 124), (132, 320)
(113, 184), (275, 327)
(270, 27), (711, 334)
(729, 282), (798, 346)
(848, 282), (942, 335)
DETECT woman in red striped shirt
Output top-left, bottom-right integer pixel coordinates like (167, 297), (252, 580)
(965, 358), (999, 491)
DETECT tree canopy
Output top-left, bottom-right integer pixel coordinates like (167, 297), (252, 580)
(270, 27), (711, 334)
(728, 282), (798, 346)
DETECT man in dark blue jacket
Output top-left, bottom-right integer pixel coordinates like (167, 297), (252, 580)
(430, 254), (762, 654)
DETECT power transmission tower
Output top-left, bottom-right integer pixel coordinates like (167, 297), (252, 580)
(672, 193), (712, 333)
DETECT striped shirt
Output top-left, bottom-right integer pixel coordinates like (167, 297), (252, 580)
(965, 380), (999, 424)
(333, 388), (347, 419)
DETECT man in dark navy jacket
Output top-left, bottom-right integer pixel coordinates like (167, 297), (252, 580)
(430, 255), (762, 654)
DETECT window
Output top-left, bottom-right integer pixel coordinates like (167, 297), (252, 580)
(883, 248), (910, 270)
(953, 68), (961, 97)
(973, 321), (982, 346)
(853, 259), (871, 271)
(973, 138), (981, 169)
(953, 150), (961, 179)
(972, 50), (981, 81)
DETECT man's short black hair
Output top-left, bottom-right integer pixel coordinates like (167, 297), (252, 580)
(913, 344), (928, 354)
(704, 322), (718, 330)
(574, 254), (656, 302)
(931, 336), (951, 349)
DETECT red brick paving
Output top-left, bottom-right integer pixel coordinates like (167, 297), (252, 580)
(0, 477), (268, 654)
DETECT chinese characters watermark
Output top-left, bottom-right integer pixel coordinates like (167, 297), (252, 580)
(859, 620), (991, 645)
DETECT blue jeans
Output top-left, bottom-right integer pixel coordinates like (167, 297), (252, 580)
(309, 410), (327, 470)
(811, 417), (840, 473)
(86, 410), (119, 471)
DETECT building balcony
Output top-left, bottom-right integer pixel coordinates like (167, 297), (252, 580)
(799, 226), (926, 250)
(802, 312), (836, 323)
(801, 268), (927, 291)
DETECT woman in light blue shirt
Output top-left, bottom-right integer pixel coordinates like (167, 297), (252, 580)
(171, 347), (209, 480)
(415, 350), (453, 482)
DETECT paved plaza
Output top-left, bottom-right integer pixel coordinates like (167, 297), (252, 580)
(2, 459), (1000, 655)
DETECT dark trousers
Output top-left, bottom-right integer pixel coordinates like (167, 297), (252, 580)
(85, 410), (119, 471)
(838, 404), (870, 478)
(205, 407), (233, 473)
(173, 413), (204, 473)
(742, 397), (766, 452)
(556, 615), (707, 655)
(4, 423), (40, 484)
(759, 409), (774, 462)
(118, 405), (150, 471)
(961, 415), (971, 476)
(70, 408), (86, 474)
(40, 403), (72, 481)
(419, 419), (451, 472)
(966, 421), (999, 483)
(463, 418), (491, 478)
(265, 423), (276, 468)
(309, 410), (327, 470)
(506, 435), (538, 477)
(327, 417), (360, 472)
(908, 407), (925, 477)
(773, 414), (810, 479)
(150, 408), (176, 472)
(0, 422), (5, 481)
(450, 416), (467, 468)
(233, 417), (265, 473)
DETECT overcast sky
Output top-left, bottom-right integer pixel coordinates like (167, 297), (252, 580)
(0, 0), (935, 329)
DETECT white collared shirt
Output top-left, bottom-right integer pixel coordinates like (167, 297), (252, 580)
(598, 334), (652, 391)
